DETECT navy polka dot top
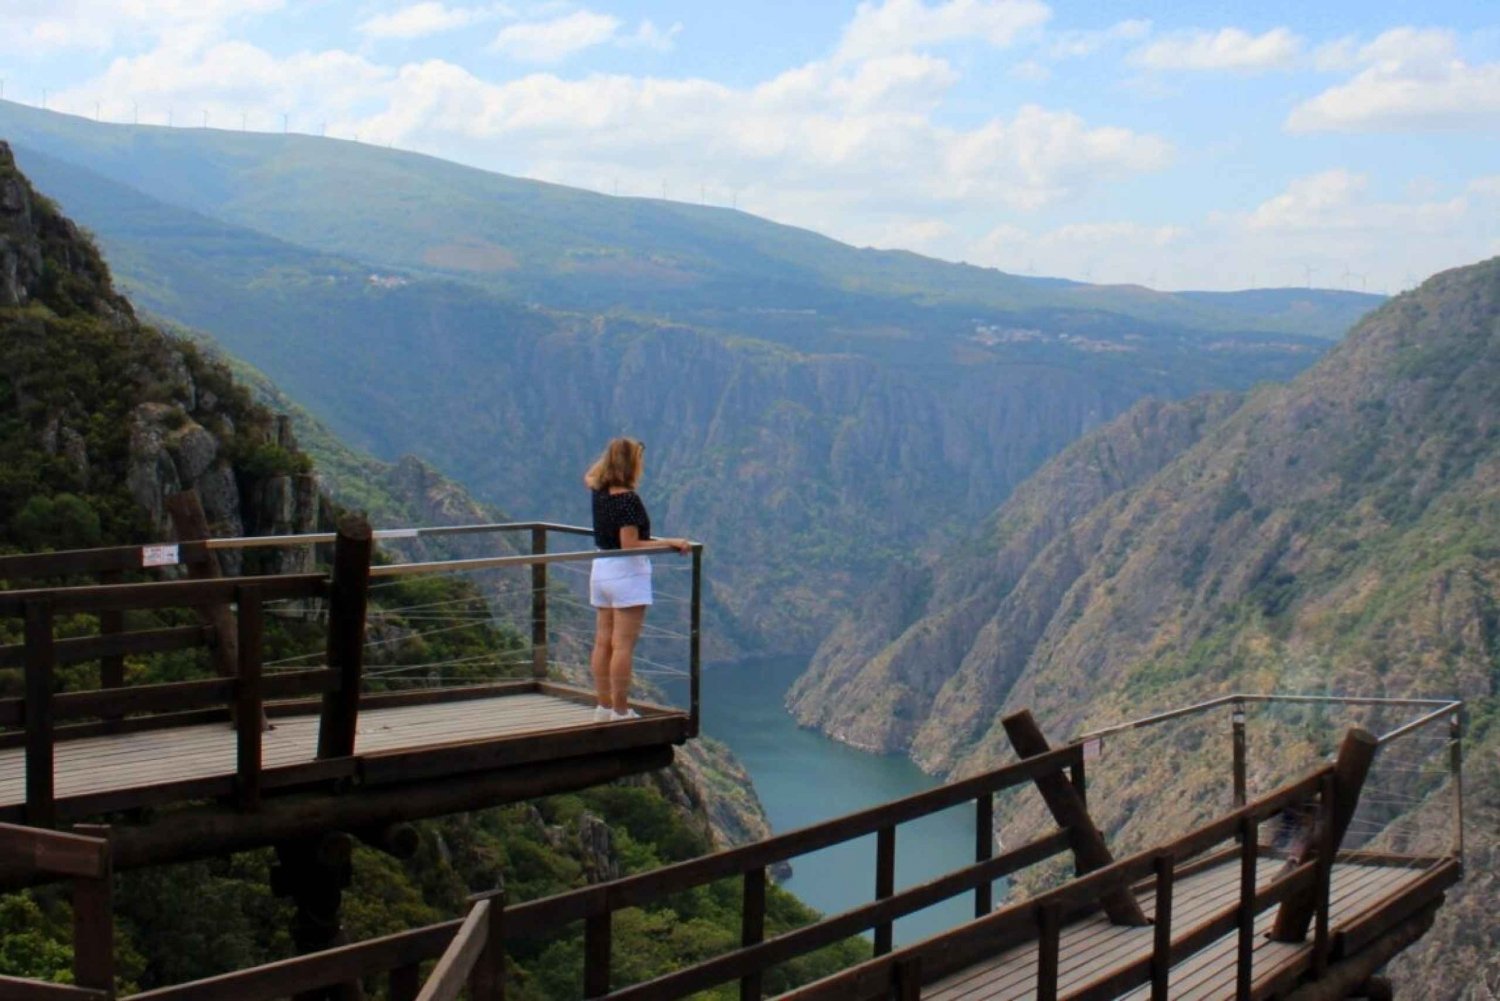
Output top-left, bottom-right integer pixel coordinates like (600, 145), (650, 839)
(592, 489), (652, 550)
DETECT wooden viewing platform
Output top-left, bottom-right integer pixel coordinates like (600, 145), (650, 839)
(0, 503), (1464, 1001)
(0, 509), (702, 894)
(6, 695), (1455, 1001)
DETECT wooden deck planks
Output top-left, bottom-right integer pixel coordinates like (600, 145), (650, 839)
(923, 859), (1435, 1001)
(0, 691), (653, 810)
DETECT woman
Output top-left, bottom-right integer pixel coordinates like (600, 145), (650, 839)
(585, 437), (690, 722)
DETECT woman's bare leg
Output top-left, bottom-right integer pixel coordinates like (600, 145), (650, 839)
(590, 608), (615, 707)
(608, 605), (647, 711)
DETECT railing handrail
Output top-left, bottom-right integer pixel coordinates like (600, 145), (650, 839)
(0, 822), (109, 879)
(1076, 692), (1464, 744)
(488, 742), (1084, 936)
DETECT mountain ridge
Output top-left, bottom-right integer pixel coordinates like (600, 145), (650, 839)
(0, 99), (1381, 340)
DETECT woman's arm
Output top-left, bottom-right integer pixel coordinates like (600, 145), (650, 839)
(619, 525), (690, 554)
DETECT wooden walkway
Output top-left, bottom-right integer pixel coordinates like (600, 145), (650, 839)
(0, 683), (689, 826)
(925, 856), (1436, 1001)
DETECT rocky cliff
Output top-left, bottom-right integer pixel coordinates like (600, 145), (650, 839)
(1, 141), (321, 565)
(790, 255), (1500, 997)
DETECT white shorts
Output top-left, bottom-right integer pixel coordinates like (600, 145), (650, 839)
(590, 553), (653, 608)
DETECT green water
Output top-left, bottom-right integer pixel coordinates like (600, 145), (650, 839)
(677, 656), (999, 946)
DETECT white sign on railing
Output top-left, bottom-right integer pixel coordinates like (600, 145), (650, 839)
(141, 544), (180, 568)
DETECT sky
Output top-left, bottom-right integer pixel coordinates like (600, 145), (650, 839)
(1, 0), (1497, 292)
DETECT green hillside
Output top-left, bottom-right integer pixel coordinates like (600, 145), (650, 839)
(0, 99), (1380, 341)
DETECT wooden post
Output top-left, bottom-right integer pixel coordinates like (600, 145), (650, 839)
(318, 516), (373, 761)
(1312, 773), (1335, 976)
(388, 966), (419, 1001)
(531, 527), (547, 680)
(1449, 709), (1464, 861)
(470, 888), (506, 1001)
(1231, 700), (1247, 808)
(1002, 710), (1149, 925)
(236, 586), (264, 811)
(741, 867), (766, 1001)
(165, 491), (239, 682)
(98, 568), (125, 730)
(272, 835), (360, 1001)
(1035, 901), (1061, 1001)
(583, 911), (611, 998)
(1151, 853), (1174, 1001)
(24, 600), (56, 828)
(1236, 817), (1257, 1001)
(1270, 728), (1378, 942)
(891, 956), (922, 1001)
(874, 825), (896, 956)
(975, 792), (994, 917)
(689, 544), (702, 738)
(71, 824), (114, 999)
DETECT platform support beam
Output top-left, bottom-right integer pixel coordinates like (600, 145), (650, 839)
(273, 832), (360, 1001)
(1271, 728), (1378, 942)
(319, 516), (373, 760)
(165, 491), (239, 684)
(1002, 710), (1149, 926)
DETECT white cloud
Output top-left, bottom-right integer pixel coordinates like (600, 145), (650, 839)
(1287, 28), (1500, 132)
(1048, 19), (1150, 59)
(1009, 59), (1050, 81)
(967, 169), (1497, 293)
(1132, 27), (1302, 72)
(0, 0), (282, 52)
(835, 0), (1050, 62)
(358, 3), (497, 41)
(621, 19), (682, 53)
(1247, 168), (1464, 234)
(491, 10), (621, 63)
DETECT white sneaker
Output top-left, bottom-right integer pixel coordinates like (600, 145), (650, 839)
(593, 705), (613, 723)
(611, 708), (641, 721)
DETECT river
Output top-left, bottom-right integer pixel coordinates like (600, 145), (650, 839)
(670, 656), (999, 946)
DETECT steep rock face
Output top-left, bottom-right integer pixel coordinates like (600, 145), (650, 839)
(1, 141), (318, 557)
(788, 393), (1241, 762)
(789, 257), (1500, 997)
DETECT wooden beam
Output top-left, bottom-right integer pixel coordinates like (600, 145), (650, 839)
(740, 868), (766, 1001)
(318, 517), (373, 760)
(0, 976), (109, 1001)
(73, 746), (675, 880)
(1271, 727), (1378, 942)
(0, 541), (208, 582)
(1001, 710), (1148, 926)
(165, 491), (239, 684)
(530, 527), (547, 681)
(0, 625), (214, 671)
(71, 824), (114, 998)
(0, 823), (108, 878)
(236, 587), (265, 811)
(25, 600), (56, 828)
(416, 901), (490, 1001)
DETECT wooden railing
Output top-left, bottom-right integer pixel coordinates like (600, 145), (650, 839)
(778, 765), (1340, 1001)
(90, 704), (1458, 1001)
(481, 742), (1085, 1000)
(0, 523), (366, 826)
(0, 518), (705, 827)
(0, 822), (114, 1000)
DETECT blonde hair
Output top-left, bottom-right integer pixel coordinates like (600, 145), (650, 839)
(585, 437), (644, 491)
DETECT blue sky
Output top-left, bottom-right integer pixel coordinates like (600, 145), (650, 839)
(2, 0), (1497, 291)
